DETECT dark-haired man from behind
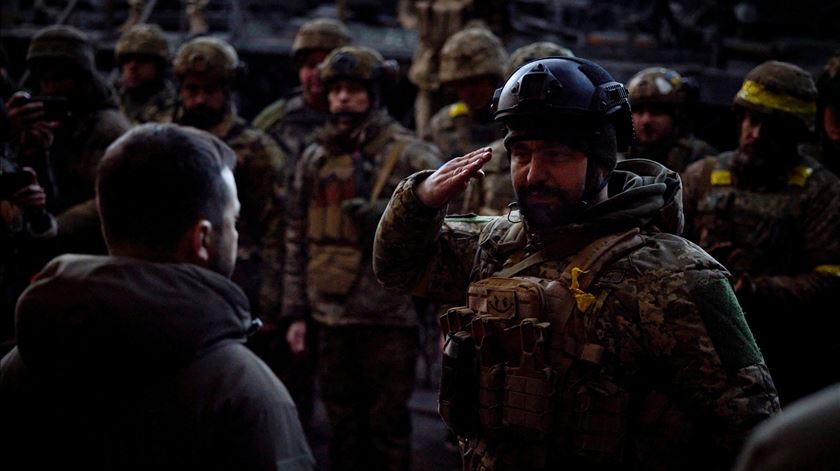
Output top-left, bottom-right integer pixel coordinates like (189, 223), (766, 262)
(0, 124), (314, 471)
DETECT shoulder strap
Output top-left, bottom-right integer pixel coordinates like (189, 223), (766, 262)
(498, 227), (644, 282)
(370, 137), (409, 203)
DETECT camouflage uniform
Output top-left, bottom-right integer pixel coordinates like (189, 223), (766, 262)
(283, 46), (444, 471)
(173, 37), (287, 323)
(625, 67), (717, 173)
(21, 26), (131, 255)
(423, 27), (508, 214)
(374, 56), (779, 470)
(114, 24), (178, 125)
(252, 18), (351, 178)
(682, 61), (840, 404)
(374, 160), (780, 469)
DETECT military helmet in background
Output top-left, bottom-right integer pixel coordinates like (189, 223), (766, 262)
(439, 27), (508, 85)
(493, 57), (633, 154)
(817, 50), (840, 107)
(734, 60), (817, 129)
(115, 24), (170, 64)
(292, 18), (352, 66)
(505, 41), (574, 78)
(26, 25), (95, 73)
(627, 67), (688, 106)
(319, 46), (386, 85)
(173, 36), (241, 82)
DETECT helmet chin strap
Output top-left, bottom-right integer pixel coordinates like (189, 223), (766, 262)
(581, 160), (610, 207)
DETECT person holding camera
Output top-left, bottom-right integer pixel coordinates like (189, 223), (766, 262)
(5, 25), (130, 256)
(0, 100), (56, 357)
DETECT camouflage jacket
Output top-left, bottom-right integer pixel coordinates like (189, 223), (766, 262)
(283, 110), (443, 326)
(251, 89), (328, 180)
(117, 80), (178, 125)
(423, 102), (505, 214)
(208, 110), (287, 322)
(626, 135), (717, 174)
(374, 159), (779, 469)
(682, 148), (840, 403)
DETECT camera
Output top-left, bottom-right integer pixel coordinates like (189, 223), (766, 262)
(0, 171), (34, 200)
(25, 95), (71, 122)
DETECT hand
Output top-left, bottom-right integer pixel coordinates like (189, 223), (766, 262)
(11, 168), (46, 212)
(416, 147), (492, 208)
(6, 92), (58, 156)
(286, 319), (307, 355)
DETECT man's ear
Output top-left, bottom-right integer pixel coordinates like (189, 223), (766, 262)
(179, 219), (213, 266)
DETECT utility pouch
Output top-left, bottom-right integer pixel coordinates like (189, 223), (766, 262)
(503, 320), (554, 440)
(570, 375), (630, 464)
(468, 277), (546, 320)
(472, 316), (506, 435)
(438, 306), (479, 437)
(306, 245), (363, 297)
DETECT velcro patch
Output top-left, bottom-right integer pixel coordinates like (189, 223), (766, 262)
(691, 278), (762, 371)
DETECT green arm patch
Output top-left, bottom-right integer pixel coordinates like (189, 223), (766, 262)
(691, 278), (763, 371)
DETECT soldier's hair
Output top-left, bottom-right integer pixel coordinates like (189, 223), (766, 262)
(97, 123), (236, 252)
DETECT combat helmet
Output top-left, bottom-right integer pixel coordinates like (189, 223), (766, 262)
(173, 36), (241, 83)
(626, 67), (688, 106)
(439, 27), (508, 85)
(26, 25), (95, 74)
(292, 18), (352, 66)
(505, 41), (574, 78)
(493, 56), (633, 156)
(115, 24), (170, 65)
(734, 60), (817, 129)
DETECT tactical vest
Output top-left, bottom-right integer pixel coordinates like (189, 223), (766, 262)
(438, 225), (647, 469)
(306, 129), (409, 297)
(693, 152), (813, 275)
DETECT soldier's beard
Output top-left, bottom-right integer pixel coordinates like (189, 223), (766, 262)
(125, 78), (165, 102)
(515, 183), (584, 231)
(179, 103), (227, 130)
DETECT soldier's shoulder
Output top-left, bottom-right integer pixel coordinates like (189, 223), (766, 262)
(251, 99), (288, 131)
(623, 231), (723, 276)
(678, 136), (718, 161)
(430, 102), (469, 130)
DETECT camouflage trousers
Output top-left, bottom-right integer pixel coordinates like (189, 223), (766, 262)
(319, 324), (418, 471)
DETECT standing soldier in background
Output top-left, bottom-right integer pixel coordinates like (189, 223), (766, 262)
(625, 67), (717, 173)
(253, 18), (351, 179)
(374, 56), (779, 470)
(816, 50), (840, 175)
(251, 18), (351, 434)
(173, 37), (287, 330)
(467, 41), (574, 216)
(5, 25), (130, 255)
(682, 61), (840, 405)
(114, 23), (178, 125)
(423, 27), (507, 214)
(404, 0), (472, 136)
(283, 46), (443, 470)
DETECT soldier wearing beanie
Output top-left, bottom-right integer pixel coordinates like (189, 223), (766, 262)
(683, 60), (840, 404)
(114, 23), (178, 125)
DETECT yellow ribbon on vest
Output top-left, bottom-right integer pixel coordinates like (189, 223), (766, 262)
(787, 164), (814, 187)
(736, 80), (817, 117)
(570, 267), (596, 312)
